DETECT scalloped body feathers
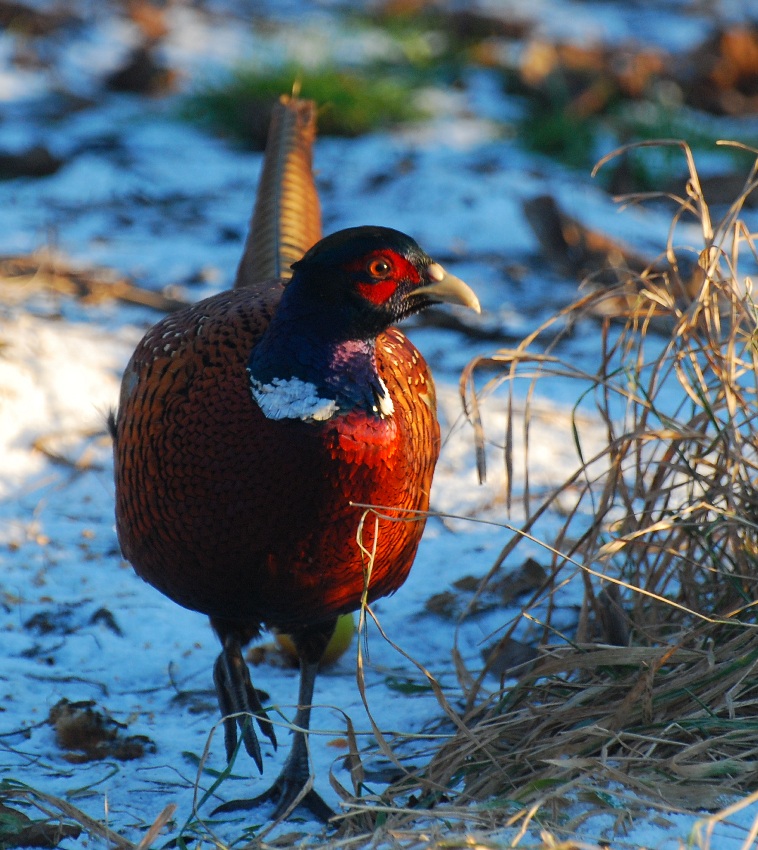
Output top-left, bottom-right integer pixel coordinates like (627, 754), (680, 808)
(112, 268), (440, 633)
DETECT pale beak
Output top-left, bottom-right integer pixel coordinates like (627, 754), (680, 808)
(408, 262), (481, 313)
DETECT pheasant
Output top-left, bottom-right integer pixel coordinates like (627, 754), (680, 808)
(110, 99), (480, 821)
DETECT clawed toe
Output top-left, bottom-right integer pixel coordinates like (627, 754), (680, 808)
(211, 776), (334, 823)
(213, 634), (277, 771)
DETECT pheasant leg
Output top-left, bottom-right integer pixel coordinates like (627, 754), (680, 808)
(213, 621), (337, 823)
(212, 628), (277, 771)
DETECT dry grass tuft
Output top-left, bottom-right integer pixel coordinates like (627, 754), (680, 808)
(464, 139), (758, 637)
(365, 140), (758, 845)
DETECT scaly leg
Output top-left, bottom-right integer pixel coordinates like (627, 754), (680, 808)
(211, 620), (277, 772)
(213, 619), (337, 822)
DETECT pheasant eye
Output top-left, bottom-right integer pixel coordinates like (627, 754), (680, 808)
(367, 257), (392, 279)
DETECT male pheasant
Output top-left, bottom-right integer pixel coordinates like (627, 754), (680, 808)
(110, 104), (479, 822)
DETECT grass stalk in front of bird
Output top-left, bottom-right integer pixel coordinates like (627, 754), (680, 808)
(364, 140), (758, 843)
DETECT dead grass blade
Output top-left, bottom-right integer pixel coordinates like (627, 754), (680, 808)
(135, 803), (177, 850)
(0, 251), (189, 311)
(0, 782), (136, 850)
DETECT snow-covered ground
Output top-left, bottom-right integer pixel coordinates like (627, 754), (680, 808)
(2, 2), (758, 847)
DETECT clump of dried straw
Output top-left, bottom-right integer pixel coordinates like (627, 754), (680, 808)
(365, 140), (758, 846)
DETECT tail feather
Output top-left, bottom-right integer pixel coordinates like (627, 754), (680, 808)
(234, 95), (322, 289)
